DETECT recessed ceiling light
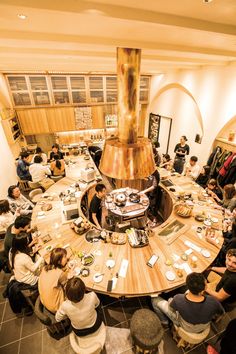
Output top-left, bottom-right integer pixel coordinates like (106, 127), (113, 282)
(202, 0), (213, 3)
(17, 14), (27, 20)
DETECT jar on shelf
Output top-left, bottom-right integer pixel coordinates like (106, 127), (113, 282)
(228, 130), (235, 142)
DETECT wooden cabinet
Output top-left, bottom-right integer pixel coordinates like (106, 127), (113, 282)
(17, 109), (49, 134)
(6, 74), (150, 108)
(1, 114), (21, 145)
(46, 107), (76, 132)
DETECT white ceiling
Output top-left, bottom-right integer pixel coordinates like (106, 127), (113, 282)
(1, 0), (236, 73)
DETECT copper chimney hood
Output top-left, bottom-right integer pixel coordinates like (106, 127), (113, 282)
(99, 47), (155, 180)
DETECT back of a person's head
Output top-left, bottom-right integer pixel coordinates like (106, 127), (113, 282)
(163, 154), (170, 161)
(66, 277), (86, 303)
(190, 156), (198, 162)
(36, 147), (42, 154)
(153, 141), (160, 148)
(20, 151), (29, 159)
(14, 215), (31, 229)
(34, 155), (43, 164)
(8, 185), (18, 199)
(0, 199), (10, 215)
(186, 272), (206, 295)
(208, 179), (217, 187)
(45, 247), (67, 271)
(11, 231), (30, 269)
(95, 183), (106, 193)
(203, 165), (211, 175)
(53, 154), (60, 161)
(224, 184), (236, 199)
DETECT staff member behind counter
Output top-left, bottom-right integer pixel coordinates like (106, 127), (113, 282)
(173, 136), (190, 174)
(89, 184), (107, 229)
(143, 169), (160, 222)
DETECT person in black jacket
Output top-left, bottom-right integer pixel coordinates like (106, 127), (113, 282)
(196, 165), (211, 188)
(173, 136), (190, 173)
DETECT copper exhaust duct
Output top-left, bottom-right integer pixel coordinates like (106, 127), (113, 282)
(99, 47), (155, 180)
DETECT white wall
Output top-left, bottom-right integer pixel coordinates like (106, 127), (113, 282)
(0, 74), (18, 198)
(148, 65), (236, 165)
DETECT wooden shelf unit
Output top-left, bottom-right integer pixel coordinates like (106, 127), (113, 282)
(0, 110), (21, 145)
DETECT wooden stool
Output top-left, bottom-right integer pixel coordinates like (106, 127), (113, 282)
(130, 309), (164, 354)
(172, 324), (210, 349)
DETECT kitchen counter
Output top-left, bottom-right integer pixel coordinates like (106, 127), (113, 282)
(32, 158), (224, 297)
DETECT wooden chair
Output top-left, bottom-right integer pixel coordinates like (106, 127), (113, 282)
(17, 177), (30, 192)
(51, 175), (64, 182)
(29, 188), (44, 203)
(28, 181), (41, 189)
(172, 324), (210, 349)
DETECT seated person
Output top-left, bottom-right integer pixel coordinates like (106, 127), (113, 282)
(206, 248), (236, 307)
(49, 144), (64, 161)
(205, 179), (223, 203)
(16, 152), (31, 181)
(50, 154), (65, 176)
(195, 165), (211, 188)
(56, 277), (103, 338)
(222, 184), (236, 212)
(152, 272), (224, 332)
(32, 147), (48, 165)
(7, 185), (34, 215)
(4, 215), (33, 260)
(9, 232), (44, 287)
(0, 199), (16, 231)
(89, 184), (106, 229)
(182, 156), (201, 180)
(160, 154), (173, 170)
(29, 155), (51, 183)
(39, 248), (69, 313)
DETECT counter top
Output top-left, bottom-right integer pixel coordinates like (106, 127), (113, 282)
(32, 159), (224, 297)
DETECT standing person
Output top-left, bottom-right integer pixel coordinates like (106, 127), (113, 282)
(152, 272), (224, 331)
(32, 147), (48, 165)
(173, 136), (190, 174)
(29, 155), (51, 183)
(16, 152), (31, 181)
(89, 184), (107, 228)
(144, 169), (160, 221)
(182, 156), (201, 180)
(49, 144), (64, 161)
(56, 277), (104, 338)
(50, 154), (65, 176)
(39, 248), (69, 313)
(7, 185), (34, 215)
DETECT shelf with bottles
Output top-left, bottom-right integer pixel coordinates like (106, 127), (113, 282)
(105, 114), (118, 127)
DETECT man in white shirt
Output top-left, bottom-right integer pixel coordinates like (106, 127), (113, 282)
(182, 156), (201, 180)
(29, 155), (51, 183)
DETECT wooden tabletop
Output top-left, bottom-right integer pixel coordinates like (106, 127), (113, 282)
(33, 158), (224, 297)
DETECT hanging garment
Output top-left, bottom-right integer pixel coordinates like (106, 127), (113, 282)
(219, 153), (236, 177)
(207, 146), (221, 166)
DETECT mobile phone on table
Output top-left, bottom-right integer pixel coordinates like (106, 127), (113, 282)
(147, 255), (159, 267)
(42, 234), (52, 244)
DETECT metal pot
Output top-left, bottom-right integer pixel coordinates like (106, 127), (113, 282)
(114, 192), (127, 207)
(129, 192), (140, 203)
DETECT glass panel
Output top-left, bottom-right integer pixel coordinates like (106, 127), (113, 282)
(140, 76), (150, 90)
(51, 76), (68, 90)
(139, 90), (149, 102)
(90, 91), (104, 103)
(72, 91), (86, 103)
(70, 76), (86, 90)
(106, 76), (117, 90)
(12, 93), (31, 106)
(53, 91), (69, 104)
(29, 76), (48, 90)
(106, 91), (117, 103)
(33, 92), (50, 105)
(89, 77), (103, 90)
(8, 76), (27, 90)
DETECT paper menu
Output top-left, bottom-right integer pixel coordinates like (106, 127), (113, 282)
(119, 259), (129, 278)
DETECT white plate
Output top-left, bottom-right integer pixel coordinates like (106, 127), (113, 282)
(68, 260), (77, 269)
(211, 217), (218, 223)
(106, 259), (115, 268)
(38, 211), (45, 216)
(201, 249), (211, 258)
(93, 273), (104, 283)
(74, 267), (81, 276)
(204, 220), (212, 226)
(165, 271), (176, 281)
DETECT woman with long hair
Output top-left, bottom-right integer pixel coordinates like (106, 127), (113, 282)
(0, 199), (16, 230)
(9, 232), (44, 286)
(39, 248), (68, 313)
(50, 154), (65, 176)
(223, 184), (236, 212)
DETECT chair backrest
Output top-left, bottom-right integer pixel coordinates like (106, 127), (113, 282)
(29, 188), (43, 201)
(17, 177), (30, 192)
(51, 175), (63, 182)
(175, 324), (210, 345)
(34, 296), (53, 326)
(28, 181), (41, 189)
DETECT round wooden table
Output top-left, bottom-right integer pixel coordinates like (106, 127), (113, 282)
(33, 156), (223, 297)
